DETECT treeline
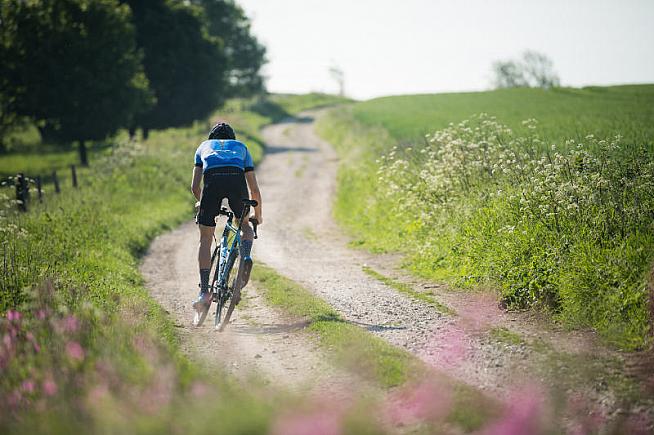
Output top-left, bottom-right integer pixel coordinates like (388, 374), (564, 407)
(0, 0), (265, 164)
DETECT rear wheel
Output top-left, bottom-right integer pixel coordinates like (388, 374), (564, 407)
(218, 256), (246, 332)
(215, 249), (238, 330)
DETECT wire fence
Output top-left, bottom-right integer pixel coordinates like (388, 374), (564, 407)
(11, 165), (80, 212)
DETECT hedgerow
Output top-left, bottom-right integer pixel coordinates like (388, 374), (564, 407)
(320, 110), (654, 350)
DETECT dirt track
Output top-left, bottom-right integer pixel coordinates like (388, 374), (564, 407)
(141, 110), (653, 424)
(141, 222), (364, 394)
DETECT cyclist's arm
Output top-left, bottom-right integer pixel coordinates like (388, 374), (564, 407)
(191, 166), (202, 201)
(245, 170), (263, 224)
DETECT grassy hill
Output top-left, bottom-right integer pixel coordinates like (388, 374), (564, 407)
(318, 84), (654, 350)
(352, 85), (654, 148)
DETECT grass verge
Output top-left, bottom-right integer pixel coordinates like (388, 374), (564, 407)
(362, 266), (456, 316)
(251, 263), (418, 388)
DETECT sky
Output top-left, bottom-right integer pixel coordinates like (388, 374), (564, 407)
(236, 0), (654, 100)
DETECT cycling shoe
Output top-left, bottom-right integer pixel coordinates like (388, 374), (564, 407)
(192, 292), (212, 311)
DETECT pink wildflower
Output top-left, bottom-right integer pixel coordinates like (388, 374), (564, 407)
(21, 380), (35, 393)
(42, 378), (58, 396)
(385, 381), (452, 426)
(481, 385), (546, 435)
(7, 310), (21, 322)
(7, 390), (22, 408)
(63, 315), (79, 333)
(190, 381), (210, 398)
(26, 332), (40, 353)
(36, 309), (47, 320)
(86, 383), (110, 408)
(66, 341), (85, 361)
(271, 408), (343, 435)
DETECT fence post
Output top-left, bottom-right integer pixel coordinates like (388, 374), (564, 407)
(15, 173), (28, 212)
(52, 170), (60, 193)
(71, 165), (78, 188)
(36, 176), (43, 202)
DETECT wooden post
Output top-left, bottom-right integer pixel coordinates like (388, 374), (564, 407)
(52, 170), (60, 193)
(36, 176), (43, 202)
(78, 140), (89, 167)
(15, 173), (28, 212)
(71, 165), (78, 188)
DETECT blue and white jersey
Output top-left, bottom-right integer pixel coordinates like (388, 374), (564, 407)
(194, 139), (254, 173)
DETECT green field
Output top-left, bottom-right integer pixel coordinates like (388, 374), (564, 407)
(318, 84), (654, 350)
(352, 85), (654, 148)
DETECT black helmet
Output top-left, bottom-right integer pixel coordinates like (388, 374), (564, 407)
(208, 122), (235, 140)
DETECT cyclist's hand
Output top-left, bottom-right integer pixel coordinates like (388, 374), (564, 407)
(194, 200), (200, 210)
(251, 214), (262, 225)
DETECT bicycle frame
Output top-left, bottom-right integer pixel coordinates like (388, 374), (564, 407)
(216, 211), (242, 291)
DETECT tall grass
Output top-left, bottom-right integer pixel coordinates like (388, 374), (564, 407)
(318, 86), (654, 350)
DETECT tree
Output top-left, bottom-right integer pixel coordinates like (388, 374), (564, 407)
(0, 0), (153, 165)
(491, 61), (529, 89)
(124, 0), (228, 136)
(329, 64), (345, 96)
(492, 51), (560, 90)
(521, 50), (560, 89)
(194, 0), (266, 97)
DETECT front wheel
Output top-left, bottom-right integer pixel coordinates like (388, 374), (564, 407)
(218, 257), (253, 332)
(214, 290), (226, 328)
(193, 299), (211, 327)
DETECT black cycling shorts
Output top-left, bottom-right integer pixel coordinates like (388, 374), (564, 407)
(196, 167), (249, 227)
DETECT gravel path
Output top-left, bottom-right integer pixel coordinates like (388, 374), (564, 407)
(256, 111), (654, 422)
(140, 221), (361, 395)
(256, 116), (447, 362)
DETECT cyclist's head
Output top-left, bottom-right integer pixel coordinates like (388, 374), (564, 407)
(208, 122), (235, 140)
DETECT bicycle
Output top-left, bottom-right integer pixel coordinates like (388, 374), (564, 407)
(193, 198), (259, 331)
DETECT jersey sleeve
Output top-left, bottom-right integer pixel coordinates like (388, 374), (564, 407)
(194, 146), (203, 167)
(244, 147), (254, 172)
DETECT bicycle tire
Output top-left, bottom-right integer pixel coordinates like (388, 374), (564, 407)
(214, 291), (225, 328)
(215, 249), (238, 329)
(218, 256), (245, 332)
(193, 301), (210, 327)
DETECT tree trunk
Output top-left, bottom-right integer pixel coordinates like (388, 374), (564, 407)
(79, 140), (89, 167)
(128, 126), (136, 141)
(142, 128), (149, 141)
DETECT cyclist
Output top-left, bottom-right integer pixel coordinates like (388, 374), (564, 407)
(191, 122), (263, 314)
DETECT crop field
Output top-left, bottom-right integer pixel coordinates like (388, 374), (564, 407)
(352, 85), (654, 149)
(318, 84), (654, 350)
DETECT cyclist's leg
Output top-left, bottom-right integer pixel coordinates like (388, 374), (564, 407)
(227, 173), (252, 259)
(240, 220), (254, 259)
(198, 223), (215, 288)
(195, 178), (220, 307)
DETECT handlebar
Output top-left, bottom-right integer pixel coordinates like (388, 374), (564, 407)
(249, 217), (259, 239)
